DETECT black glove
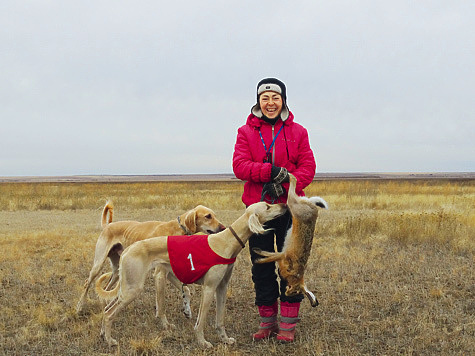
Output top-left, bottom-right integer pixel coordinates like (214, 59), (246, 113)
(261, 182), (286, 201)
(271, 166), (289, 184)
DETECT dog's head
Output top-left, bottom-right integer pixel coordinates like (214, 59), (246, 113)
(246, 201), (287, 235)
(183, 205), (226, 234)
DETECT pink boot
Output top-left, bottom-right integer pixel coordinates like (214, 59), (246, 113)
(277, 301), (300, 342)
(252, 302), (278, 340)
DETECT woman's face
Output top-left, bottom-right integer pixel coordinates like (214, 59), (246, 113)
(259, 91), (283, 119)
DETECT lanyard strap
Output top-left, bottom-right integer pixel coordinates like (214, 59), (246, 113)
(259, 124), (284, 158)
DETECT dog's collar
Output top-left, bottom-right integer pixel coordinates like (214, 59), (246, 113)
(228, 226), (245, 249)
(177, 216), (192, 235)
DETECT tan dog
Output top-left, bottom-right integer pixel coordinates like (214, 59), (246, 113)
(254, 174), (328, 307)
(95, 201), (287, 348)
(76, 201), (225, 317)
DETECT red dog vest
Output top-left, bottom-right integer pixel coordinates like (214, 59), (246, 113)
(167, 235), (236, 284)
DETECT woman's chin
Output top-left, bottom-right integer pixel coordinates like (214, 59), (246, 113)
(264, 112), (280, 119)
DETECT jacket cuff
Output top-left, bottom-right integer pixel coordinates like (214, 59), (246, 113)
(261, 163), (273, 182)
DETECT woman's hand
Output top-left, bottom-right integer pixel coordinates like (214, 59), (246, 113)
(261, 182), (286, 201)
(271, 166), (289, 184)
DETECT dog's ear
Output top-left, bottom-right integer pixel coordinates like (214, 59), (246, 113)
(184, 209), (198, 233)
(248, 213), (266, 234)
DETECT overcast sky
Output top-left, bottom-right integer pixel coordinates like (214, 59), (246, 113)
(1, 1), (473, 176)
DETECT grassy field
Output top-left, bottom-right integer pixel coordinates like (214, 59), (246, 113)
(0, 179), (474, 355)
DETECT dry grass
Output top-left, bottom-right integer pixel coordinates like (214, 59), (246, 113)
(0, 179), (474, 355)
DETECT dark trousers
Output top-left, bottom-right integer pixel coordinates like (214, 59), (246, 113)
(248, 210), (304, 306)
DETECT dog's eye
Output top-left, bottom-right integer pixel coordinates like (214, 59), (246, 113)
(205, 214), (212, 219)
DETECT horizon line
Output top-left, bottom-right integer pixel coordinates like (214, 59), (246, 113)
(1, 172), (474, 183)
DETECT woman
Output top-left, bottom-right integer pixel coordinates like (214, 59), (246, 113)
(232, 78), (316, 342)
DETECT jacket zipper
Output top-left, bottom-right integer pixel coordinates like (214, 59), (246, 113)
(271, 125), (275, 165)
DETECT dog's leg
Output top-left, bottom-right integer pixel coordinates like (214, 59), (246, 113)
(104, 248), (121, 291)
(102, 251), (149, 347)
(102, 283), (142, 347)
(215, 268), (235, 345)
(100, 296), (118, 338)
(153, 267), (176, 329)
(103, 300), (131, 347)
(165, 272), (192, 319)
(76, 254), (108, 314)
(104, 273), (119, 291)
(194, 285), (216, 349)
(102, 297), (122, 347)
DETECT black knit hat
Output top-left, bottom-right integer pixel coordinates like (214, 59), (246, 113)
(256, 77), (287, 102)
(251, 77), (290, 120)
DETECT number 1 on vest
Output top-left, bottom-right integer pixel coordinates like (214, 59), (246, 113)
(187, 253), (195, 271)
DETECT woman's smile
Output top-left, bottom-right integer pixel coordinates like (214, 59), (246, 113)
(259, 91), (283, 119)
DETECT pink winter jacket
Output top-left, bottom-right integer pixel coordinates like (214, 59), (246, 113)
(233, 111), (316, 206)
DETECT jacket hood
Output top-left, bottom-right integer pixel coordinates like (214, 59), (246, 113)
(251, 101), (290, 121)
(246, 111), (294, 129)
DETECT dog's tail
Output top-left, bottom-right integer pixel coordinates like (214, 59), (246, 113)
(101, 201), (114, 228)
(95, 272), (119, 300)
(253, 248), (284, 264)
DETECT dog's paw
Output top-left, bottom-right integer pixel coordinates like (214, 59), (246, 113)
(199, 340), (213, 349)
(75, 302), (84, 315)
(223, 337), (235, 345)
(183, 305), (192, 319)
(183, 309), (192, 319)
(163, 322), (176, 330)
(217, 328), (235, 345)
(106, 337), (118, 347)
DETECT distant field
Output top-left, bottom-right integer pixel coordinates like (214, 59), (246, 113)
(1, 171), (474, 183)
(0, 178), (474, 355)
